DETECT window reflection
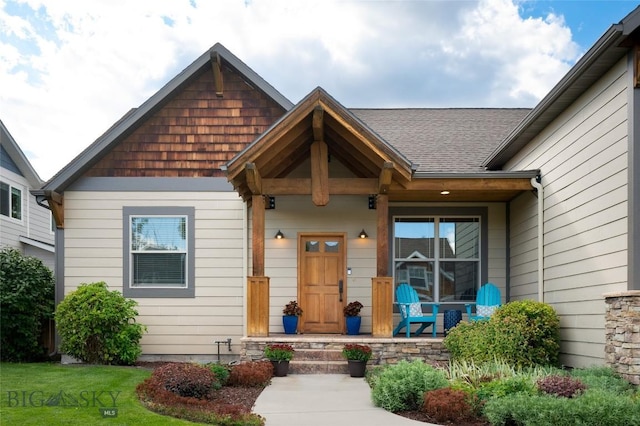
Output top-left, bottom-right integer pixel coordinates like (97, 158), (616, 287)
(394, 217), (480, 303)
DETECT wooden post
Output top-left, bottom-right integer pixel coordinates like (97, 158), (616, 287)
(372, 276), (393, 337)
(247, 276), (270, 336)
(252, 195), (265, 276)
(376, 194), (389, 276)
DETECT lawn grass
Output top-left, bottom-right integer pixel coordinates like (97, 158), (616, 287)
(0, 363), (199, 425)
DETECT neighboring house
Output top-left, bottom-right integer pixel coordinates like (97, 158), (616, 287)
(0, 120), (55, 270)
(36, 7), (640, 368)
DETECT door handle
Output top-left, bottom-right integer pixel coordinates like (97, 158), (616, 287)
(339, 279), (343, 302)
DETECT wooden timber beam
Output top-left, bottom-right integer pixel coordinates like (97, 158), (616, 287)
(45, 190), (64, 229)
(378, 162), (393, 194)
(252, 194), (265, 276)
(310, 140), (330, 206)
(211, 51), (224, 97)
(312, 106), (324, 141)
(245, 162), (263, 195)
(396, 178), (534, 192)
(262, 177), (533, 195)
(262, 178), (377, 195)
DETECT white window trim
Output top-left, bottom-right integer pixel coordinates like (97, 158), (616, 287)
(0, 181), (23, 222)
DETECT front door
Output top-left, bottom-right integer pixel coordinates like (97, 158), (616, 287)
(298, 233), (346, 333)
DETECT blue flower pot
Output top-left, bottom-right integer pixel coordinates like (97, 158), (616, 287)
(282, 315), (298, 334)
(345, 316), (361, 335)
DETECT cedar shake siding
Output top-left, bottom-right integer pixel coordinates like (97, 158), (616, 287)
(84, 64), (286, 178)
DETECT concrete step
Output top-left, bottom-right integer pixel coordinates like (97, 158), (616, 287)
(293, 348), (344, 362)
(288, 348), (349, 374)
(289, 360), (349, 374)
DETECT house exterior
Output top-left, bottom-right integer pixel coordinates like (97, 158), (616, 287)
(0, 120), (55, 270)
(37, 7), (640, 369)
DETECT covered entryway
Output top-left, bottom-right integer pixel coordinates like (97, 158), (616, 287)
(225, 87), (535, 338)
(298, 233), (346, 333)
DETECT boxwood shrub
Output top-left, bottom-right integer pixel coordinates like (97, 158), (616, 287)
(444, 300), (560, 367)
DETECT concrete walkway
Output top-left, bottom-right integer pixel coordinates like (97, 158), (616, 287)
(253, 374), (437, 426)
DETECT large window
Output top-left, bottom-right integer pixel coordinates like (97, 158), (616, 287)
(123, 207), (195, 298)
(394, 216), (480, 303)
(0, 182), (22, 220)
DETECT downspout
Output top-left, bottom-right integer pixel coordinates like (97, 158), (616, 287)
(530, 175), (544, 302)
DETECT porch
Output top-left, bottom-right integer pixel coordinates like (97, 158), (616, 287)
(240, 334), (449, 374)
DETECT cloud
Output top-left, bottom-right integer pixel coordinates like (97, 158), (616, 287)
(0, 0), (582, 180)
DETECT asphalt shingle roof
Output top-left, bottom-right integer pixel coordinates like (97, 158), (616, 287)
(351, 108), (531, 173)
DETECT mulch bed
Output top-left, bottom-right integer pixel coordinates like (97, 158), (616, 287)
(134, 362), (490, 425)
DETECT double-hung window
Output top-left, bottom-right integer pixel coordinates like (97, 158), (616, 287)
(0, 182), (22, 220)
(394, 216), (481, 303)
(123, 207), (195, 298)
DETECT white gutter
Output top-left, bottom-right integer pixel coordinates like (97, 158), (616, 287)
(530, 176), (544, 302)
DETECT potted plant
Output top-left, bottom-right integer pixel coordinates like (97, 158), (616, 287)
(282, 300), (303, 334)
(343, 301), (363, 335)
(342, 343), (372, 377)
(265, 343), (295, 377)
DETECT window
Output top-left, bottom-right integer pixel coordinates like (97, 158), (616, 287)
(394, 216), (480, 303)
(0, 182), (22, 220)
(123, 207), (195, 298)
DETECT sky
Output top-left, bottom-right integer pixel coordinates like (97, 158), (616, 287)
(1, 0), (638, 181)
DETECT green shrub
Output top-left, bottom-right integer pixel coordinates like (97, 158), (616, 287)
(483, 389), (640, 426)
(206, 362), (231, 388)
(371, 360), (448, 411)
(569, 366), (634, 394)
(0, 248), (54, 361)
(443, 320), (496, 363)
(444, 300), (560, 367)
(55, 282), (146, 364)
(492, 300), (560, 366)
(476, 375), (537, 401)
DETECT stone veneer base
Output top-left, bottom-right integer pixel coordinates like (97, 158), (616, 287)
(240, 335), (450, 371)
(604, 291), (640, 385)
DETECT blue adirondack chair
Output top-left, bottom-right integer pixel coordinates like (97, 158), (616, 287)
(393, 283), (440, 338)
(465, 283), (501, 321)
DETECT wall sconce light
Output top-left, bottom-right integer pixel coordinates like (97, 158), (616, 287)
(275, 230), (284, 239)
(440, 190), (450, 195)
(359, 229), (368, 239)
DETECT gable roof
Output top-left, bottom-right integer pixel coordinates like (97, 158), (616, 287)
(225, 87), (415, 200)
(0, 119), (42, 187)
(484, 5), (640, 169)
(40, 43), (293, 193)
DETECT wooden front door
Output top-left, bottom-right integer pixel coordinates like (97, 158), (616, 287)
(298, 233), (346, 333)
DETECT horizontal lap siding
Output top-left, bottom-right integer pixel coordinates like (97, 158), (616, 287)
(262, 198), (507, 334)
(64, 190), (245, 356)
(262, 195), (377, 332)
(505, 58), (629, 367)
